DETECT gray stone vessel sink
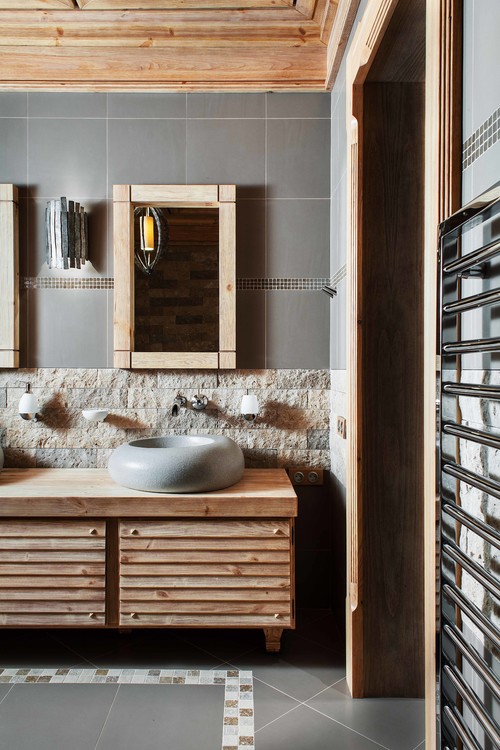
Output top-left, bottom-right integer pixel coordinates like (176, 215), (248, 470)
(108, 435), (245, 493)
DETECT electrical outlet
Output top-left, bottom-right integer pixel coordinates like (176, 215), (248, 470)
(288, 468), (324, 486)
(337, 416), (347, 439)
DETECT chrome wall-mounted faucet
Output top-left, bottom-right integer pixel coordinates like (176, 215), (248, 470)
(171, 395), (187, 417)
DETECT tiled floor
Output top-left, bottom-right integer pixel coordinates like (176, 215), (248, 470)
(0, 610), (425, 750)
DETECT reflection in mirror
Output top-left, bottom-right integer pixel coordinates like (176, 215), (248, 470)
(134, 207), (219, 354)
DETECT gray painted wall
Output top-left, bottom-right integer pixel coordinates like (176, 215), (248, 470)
(462, 0), (500, 203)
(0, 91), (331, 370)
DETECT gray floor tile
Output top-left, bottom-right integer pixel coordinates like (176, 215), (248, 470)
(255, 703), (386, 750)
(96, 684), (224, 750)
(0, 683), (118, 750)
(0, 684), (13, 703)
(252, 678), (300, 731)
(307, 679), (425, 750)
(229, 635), (345, 702)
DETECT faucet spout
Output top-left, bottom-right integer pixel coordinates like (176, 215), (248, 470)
(172, 395), (187, 417)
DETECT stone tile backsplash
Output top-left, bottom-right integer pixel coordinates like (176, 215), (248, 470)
(0, 368), (330, 471)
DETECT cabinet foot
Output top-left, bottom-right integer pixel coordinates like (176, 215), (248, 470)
(263, 627), (283, 653)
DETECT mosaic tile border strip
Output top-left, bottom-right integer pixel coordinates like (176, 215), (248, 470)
(23, 277), (114, 290)
(0, 667), (254, 750)
(463, 106), (500, 169)
(23, 271), (348, 292)
(237, 268), (346, 291)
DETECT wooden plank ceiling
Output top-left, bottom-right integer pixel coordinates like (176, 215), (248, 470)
(0, 0), (360, 90)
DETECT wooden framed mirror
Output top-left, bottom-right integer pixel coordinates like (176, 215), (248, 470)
(113, 184), (236, 369)
(0, 185), (19, 369)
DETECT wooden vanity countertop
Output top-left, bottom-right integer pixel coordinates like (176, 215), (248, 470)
(0, 468), (297, 518)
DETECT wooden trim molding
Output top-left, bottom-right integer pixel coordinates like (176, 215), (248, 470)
(0, 1), (360, 91)
(345, 0), (401, 699)
(113, 184), (236, 370)
(345, 0), (462, 738)
(0, 184), (19, 369)
(424, 2), (462, 748)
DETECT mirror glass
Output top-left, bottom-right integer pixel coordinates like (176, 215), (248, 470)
(134, 207), (219, 354)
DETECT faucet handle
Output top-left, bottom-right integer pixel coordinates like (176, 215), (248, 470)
(191, 394), (208, 411)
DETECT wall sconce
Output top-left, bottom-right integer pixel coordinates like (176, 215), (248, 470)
(45, 197), (88, 270)
(134, 206), (169, 276)
(241, 394), (259, 423)
(19, 383), (39, 422)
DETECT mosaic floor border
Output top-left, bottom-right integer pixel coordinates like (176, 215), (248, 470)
(0, 667), (254, 750)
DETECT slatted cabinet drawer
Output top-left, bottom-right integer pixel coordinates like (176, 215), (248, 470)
(0, 521), (106, 626)
(119, 520), (294, 628)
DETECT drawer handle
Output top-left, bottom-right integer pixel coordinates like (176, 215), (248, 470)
(89, 612), (96, 619)
(89, 528), (98, 536)
(130, 529), (139, 536)
(273, 528), (280, 535)
(130, 612), (138, 619)
(274, 613), (281, 619)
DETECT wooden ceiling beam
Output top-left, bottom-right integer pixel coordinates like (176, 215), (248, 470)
(0, 0), (360, 90)
(0, 17), (320, 46)
(0, 1), (75, 7)
(0, 42), (326, 87)
(74, 0), (291, 9)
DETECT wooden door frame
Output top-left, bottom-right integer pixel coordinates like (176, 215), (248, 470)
(345, 0), (462, 745)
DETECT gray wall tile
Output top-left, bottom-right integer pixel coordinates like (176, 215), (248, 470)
(330, 182), (347, 272)
(267, 92), (331, 118)
(27, 289), (109, 368)
(28, 93), (107, 118)
(0, 91), (333, 370)
(469, 0), (500, 133)
(266, 291), (329, 369)
(236, 200), (266, 277)
(0, 92), (27, 117)
(0, 119), (27, 186)
(108, 119), (186, 187)
(266, 199), (329, 277)
(267, 119), (330, 199)
(187, 119), (265, 199)
(329, 277), (346, 370)
(467, 141), (500, 205)
(187, 92), (265, 118)
(236, 291), (266, 368)
(108, 93), (186, 119)
(462, 0), (474, 140)
(28, 118), (107, 198)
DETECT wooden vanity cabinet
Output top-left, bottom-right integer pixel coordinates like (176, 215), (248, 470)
(119, 520), (294, 638)
(0, 520), (106, 626)
(0, 469), (297, 651)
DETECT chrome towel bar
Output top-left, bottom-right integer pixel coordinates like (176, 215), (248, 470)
(443, 236), (500, 275)
(442, 461), (500, 500)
